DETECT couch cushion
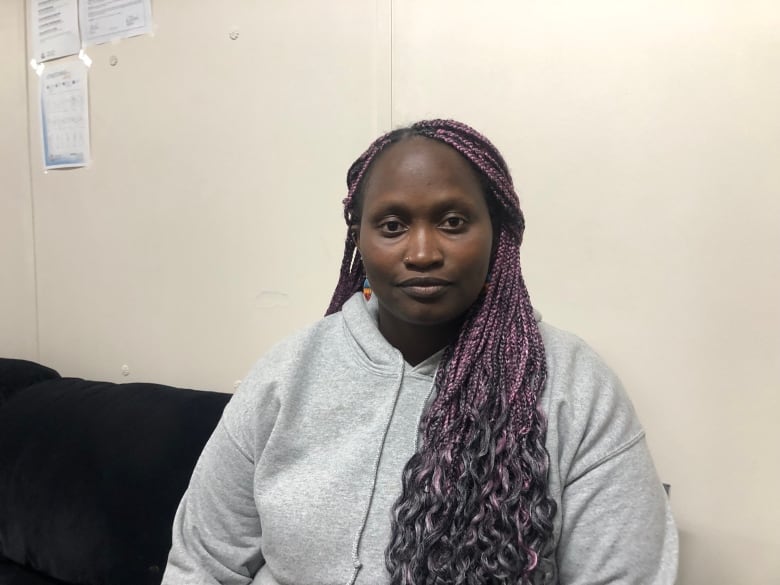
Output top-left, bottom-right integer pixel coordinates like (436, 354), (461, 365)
(0, 378), (231, 585)
(0, 359), (60, 407)
(0, 555), (71, 585)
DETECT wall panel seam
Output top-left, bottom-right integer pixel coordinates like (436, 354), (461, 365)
(22, 2), (41, 360)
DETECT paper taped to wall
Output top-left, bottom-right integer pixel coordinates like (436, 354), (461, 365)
(79, 0), (153, 46)
(40, 59), (91, 170)
(29, 0), (80, 62)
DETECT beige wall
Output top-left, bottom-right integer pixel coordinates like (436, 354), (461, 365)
(0, 0), (37, 359)
(2, 1), (779, 583)
(25, 0), (390, 390)
(392, 2), (780, 583)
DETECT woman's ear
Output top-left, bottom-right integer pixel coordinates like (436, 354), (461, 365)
(350, 225), (360, 249)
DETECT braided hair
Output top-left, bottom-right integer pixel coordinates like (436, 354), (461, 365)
(326, 120), (556, 584)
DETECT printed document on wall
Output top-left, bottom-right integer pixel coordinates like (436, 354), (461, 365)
(40, 59), (91, 169)
(80, 0), (153, 46)
(29, 0), (81, 62)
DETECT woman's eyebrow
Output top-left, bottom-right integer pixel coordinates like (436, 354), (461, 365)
(365, 202), (410, 218)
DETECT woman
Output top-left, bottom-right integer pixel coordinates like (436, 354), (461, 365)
(162, 120), (678, 584)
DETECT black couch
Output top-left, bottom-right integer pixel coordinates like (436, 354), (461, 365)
(0, 358), (231, 585)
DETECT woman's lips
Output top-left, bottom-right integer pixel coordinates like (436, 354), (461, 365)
(398, 278), (451, 300)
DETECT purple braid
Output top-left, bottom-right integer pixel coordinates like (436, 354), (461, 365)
(326, 120), (556, 584)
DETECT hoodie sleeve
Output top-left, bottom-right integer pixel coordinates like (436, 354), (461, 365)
(161, 362), (282, 585)
(556, 435), (678, 584)
(541, 324), (679, 584)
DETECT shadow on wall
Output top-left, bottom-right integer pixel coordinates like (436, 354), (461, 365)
(677, 528), (692, 585)
(677, 527), (780, 585)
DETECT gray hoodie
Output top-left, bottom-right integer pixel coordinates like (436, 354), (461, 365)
(163, 292), (678, 584)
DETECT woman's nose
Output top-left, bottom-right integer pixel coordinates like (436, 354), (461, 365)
(403, 226), (443, 269)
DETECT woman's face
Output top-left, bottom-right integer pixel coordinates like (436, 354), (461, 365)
(355, 136), (494, 334)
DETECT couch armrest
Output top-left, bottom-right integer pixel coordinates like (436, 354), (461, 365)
(0, 358), (60, 407)
(0, 377), (231, 585)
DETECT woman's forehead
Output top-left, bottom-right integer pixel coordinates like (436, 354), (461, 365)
(363, 137), (483, 192)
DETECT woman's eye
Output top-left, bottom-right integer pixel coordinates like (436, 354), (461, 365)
(379, 220), (405, 235)
(442, 216), (466, 230)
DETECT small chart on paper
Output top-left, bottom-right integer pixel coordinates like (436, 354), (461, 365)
(40, 59), (91, 169)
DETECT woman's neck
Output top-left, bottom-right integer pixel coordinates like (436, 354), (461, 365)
(377, 310), (461, 366)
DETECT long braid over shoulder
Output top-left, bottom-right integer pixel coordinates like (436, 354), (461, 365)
(326, 119), (557, 585)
